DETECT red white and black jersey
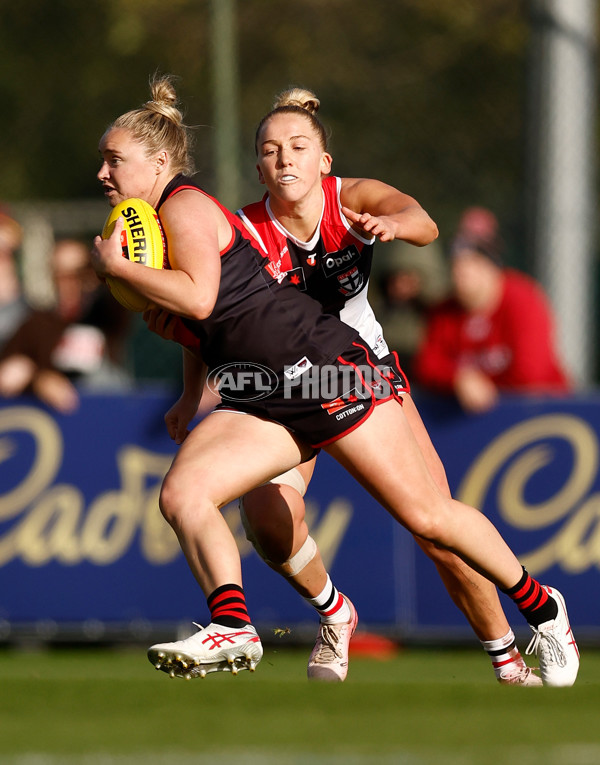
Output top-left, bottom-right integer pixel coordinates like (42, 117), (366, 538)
(156, 174), (358, 378)
(238, 176), (389, 359)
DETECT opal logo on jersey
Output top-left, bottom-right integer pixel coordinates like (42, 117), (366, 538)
(207, 362), (278, 401)
(322, 244), (361, 277)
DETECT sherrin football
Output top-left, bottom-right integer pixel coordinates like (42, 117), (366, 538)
(101, 198), (166, 312)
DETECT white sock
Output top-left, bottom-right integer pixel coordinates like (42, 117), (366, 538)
(305, 575), (351, 624)
(481, 629), (525, 680)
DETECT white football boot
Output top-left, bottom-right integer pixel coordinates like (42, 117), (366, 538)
(525, 586), (580, 687)
(148, 622), (263, 679)
(497, 661), (543, 687)
(307, 595), (358, 682)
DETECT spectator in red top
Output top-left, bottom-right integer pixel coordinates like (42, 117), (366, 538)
(413, 207), (571, 414)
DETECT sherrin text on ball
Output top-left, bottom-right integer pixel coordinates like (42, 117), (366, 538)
(101, 198), (166, 312)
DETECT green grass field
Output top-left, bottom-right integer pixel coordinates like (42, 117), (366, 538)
(0, 644), (599, 764)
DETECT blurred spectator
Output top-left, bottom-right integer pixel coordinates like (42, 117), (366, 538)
(413, 207), (571, 414)
(0, 238), (132, 413)
(0, 208), (27, 348)
(370, 239), (450, 377)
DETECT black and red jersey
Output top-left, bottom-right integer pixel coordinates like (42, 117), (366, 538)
(156, 174), (358, 377)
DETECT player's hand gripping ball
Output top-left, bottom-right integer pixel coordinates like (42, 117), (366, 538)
(101, 198), (166, 312)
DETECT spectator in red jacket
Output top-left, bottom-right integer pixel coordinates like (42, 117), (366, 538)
(413, 207), (571, 413)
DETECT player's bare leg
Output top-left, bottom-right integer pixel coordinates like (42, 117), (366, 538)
(241, 461), (323, 597)
(402, 394), (513, 638)
(402, 395), (539, 684)
(241, 460), (357, 681)
(242, 394), (540, 685)
(149, 410), (312, 679)
(326, 398), (578, 687)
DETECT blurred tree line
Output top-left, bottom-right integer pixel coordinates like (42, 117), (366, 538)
(1, 0), (545, 249)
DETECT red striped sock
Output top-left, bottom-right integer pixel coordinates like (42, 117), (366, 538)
(502, 568), (558, 627)
(207, 584), (252, 628)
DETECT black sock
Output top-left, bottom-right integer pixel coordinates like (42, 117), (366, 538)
(502, 567), (558, 628)
(207, 584), (252, 628)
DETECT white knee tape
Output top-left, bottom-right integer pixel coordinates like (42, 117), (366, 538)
(239, 470), (309, 569)
(267, 467), (307, 497)
(280, 535), (318, 577)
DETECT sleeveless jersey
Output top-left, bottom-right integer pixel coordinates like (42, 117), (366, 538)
(156, 174), (359, 380)
(238, 175), (389, 358)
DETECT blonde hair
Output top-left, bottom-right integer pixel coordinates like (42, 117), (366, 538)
(255, 87), (329, 154)
(272, 87), (320, 114)
(110, 74), (195, 175)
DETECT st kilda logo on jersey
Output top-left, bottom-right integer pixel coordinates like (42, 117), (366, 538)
(337, 267), (364, 296)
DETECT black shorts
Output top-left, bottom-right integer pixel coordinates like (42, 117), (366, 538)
(376, 350), (411, 397)
(215, 340), (410, 448)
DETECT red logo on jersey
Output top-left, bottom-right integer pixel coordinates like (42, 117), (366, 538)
(321, 388), (364, 415)
(338, 266), (364, 296)
(285, 267), (307, 291)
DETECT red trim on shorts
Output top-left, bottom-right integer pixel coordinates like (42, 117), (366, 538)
(354, 341), (402, 403)
(350, 340), (408, 406)
(310, 341), (403, 449)
(387, 349), (411, 395)
(312, 397), (402, 449)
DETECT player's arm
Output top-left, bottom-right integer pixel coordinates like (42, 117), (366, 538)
(165, 347), (208, 444)
(143, 306), (202, 357)
(92, 189), (228, 320)
(339, 177), (438, 245)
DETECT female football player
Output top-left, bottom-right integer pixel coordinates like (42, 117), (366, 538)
(90, 75), (579, 688)
(236, 88), (540, 685)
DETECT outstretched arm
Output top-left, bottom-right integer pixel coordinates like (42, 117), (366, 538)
(340, 177), (438, 245)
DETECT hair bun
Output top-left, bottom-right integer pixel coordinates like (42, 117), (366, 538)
(145, 74), (183, 124)
(273, 87), (320, 115)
